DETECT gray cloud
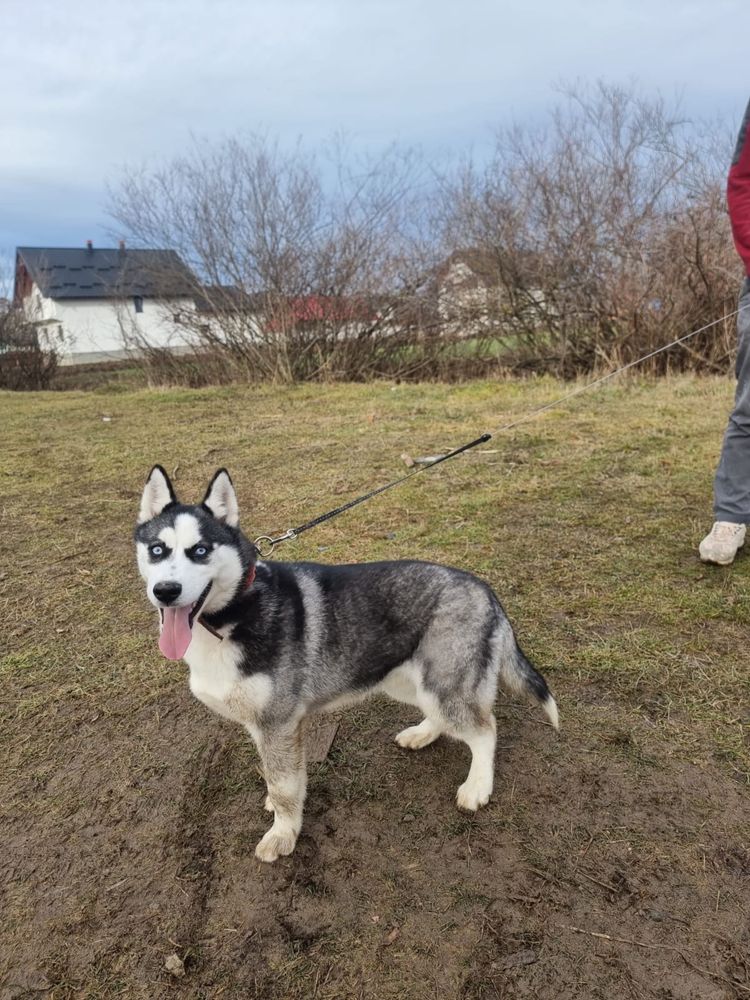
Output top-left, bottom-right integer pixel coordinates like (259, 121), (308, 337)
(2, 0), (747, 252)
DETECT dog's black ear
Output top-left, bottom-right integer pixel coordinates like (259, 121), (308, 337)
(138, 465), (177, 523)
(202, 469), (239, 527)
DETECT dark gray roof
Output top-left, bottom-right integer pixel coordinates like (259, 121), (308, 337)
(194, 284), (268, 314)
(16, 247), (197, 300)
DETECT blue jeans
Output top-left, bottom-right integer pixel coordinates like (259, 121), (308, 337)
(714, 277), (750, 522)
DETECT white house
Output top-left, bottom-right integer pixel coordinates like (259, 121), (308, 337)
(13, 243), (198, 364)
(433, 248), (549, 337)
(433, 249), (506, 336)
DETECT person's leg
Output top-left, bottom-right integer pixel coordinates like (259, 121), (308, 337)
(701, 278), (750, 563)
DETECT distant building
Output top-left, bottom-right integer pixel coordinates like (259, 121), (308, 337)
(433, 248), (546, 336)
(194, 287), (383, 342)
(432, 248), (506, 336)
(13, 243), (198, 364)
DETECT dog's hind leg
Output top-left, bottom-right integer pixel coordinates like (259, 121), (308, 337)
(395, 717), (443, 750)
(253, 722), (307, 863)
(381, 663), (444, 748)
(454, 713), (496, 811)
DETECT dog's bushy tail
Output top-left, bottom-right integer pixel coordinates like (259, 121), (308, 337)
(500, 641), (560, 730)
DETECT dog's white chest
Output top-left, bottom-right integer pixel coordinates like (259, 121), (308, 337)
(185, 627), (272, 727)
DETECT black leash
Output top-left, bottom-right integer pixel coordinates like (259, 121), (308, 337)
(254, 432), (492, 556)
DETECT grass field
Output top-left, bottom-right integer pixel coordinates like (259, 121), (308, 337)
(1, 376), (749, 999)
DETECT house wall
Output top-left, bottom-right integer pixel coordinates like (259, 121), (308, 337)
(437, 260), (499, 336)
(24, 286), (196, 364)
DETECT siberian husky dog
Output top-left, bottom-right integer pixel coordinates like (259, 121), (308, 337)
(135, 466), (559, 863)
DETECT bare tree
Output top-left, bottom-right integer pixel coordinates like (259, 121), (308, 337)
(438, 81), (739, 375)
(108, 136), (440, 383)
(107, 86), (741, 385)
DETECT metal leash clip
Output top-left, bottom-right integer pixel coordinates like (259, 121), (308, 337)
(254, 529), (297, 559)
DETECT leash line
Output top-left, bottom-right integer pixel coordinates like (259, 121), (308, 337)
(492, 305), (746, 434)
(254, 433), (492, 555)
(255, 304), (746, 556)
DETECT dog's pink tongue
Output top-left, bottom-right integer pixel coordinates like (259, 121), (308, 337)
(159, 606), (193, 660)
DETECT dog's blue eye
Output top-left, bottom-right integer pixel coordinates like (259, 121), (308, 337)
(194, 545), (208, 558)
(149, 544), (165, 558)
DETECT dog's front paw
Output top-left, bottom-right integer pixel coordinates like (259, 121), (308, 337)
(255, 826), (298, 863)
(456, 779), (492, 812)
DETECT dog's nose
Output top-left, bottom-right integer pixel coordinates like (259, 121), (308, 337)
(153, 581), (182, 605)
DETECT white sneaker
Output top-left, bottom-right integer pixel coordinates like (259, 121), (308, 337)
(699, 521), (746, 565)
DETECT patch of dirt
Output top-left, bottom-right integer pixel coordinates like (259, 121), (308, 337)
(1, 682), (749, 1000)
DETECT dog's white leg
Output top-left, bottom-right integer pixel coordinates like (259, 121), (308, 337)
(254, 723), (307, 863)
(395, 717), (443, 750)
(455, 714), (496, 811)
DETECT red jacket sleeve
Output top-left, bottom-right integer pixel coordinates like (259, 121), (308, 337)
(728, 99), (750, 276)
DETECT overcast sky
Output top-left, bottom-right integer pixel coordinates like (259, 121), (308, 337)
(1, 0), (747, 260)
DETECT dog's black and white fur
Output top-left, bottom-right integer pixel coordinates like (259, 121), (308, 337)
(135, 466), (559, 862)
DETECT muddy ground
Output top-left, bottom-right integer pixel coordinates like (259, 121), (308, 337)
(3, 688), (748, 999)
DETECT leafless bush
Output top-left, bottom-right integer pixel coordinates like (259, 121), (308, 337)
(107, 87), (741, 385)
(438, 81), (740, 375)
(0, 259), (59, 390)
(0, 310), (58, 390)
(108, 136), (442, 383)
